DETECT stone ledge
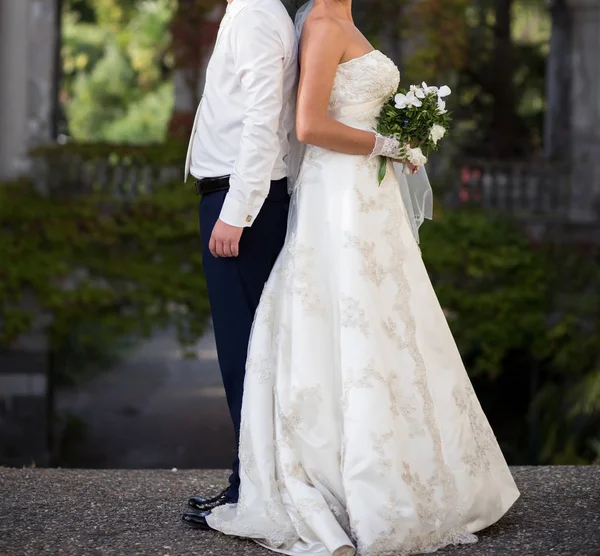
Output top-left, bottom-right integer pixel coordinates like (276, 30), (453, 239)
(0, 467), (599, 556)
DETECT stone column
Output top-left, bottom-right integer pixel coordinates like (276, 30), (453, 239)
(0, 0), (59, 181)
(0, 0), (58, 465)
(0, 0), (30, 180)
(566, 0), (600, 221)
(544, 0), (572, 160)
(28, 0), (61, 147)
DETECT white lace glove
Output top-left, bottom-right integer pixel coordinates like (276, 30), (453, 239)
(370, 133), (407, 159)
(370, 133), (427, 175)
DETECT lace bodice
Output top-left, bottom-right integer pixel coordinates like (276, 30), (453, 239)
(329, 50), (400, 111)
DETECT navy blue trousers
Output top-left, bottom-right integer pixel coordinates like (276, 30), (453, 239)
(199, 178), (289, 501)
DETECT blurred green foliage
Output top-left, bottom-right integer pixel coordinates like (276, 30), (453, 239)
(421, 206), (600, 464)
(61, 0), (176, 142)
(31, 139), (185, 171)
(2, 145), (598, 461)
(361, 0), (550, 158)
(0, 172), (209, 384)
(61, 0), (549, 155)
(421, 207), (549, 378)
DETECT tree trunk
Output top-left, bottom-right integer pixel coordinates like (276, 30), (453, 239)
(490, 0), (518, 157)
(168, 1), (222, 141)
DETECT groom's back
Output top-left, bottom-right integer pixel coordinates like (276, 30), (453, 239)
(186, 0), (298, 189)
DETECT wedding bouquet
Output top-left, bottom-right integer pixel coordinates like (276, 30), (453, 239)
(376, 82), (452, 184)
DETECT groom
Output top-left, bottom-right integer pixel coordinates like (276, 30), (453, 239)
(182, 0), (298, 528)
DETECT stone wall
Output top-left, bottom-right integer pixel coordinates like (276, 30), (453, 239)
(0, 293), (52, 467)
(0, 350), (50, 467)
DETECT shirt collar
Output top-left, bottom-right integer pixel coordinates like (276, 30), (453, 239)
(225, 0), (248, 18)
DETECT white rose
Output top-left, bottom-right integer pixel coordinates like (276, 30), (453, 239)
(403, 145), (428, 174)
(429, 124), (446, 145)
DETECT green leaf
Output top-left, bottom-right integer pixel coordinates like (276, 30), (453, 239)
(378, 158), (387, 185)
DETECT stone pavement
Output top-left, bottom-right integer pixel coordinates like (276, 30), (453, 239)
(0, 466), (599, 556)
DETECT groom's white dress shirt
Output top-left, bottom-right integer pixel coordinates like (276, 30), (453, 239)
(185, 0), (297, 228)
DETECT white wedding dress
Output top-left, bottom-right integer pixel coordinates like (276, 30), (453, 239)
(207, 50), (520, 556)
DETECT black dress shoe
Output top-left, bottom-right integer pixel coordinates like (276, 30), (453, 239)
(188, 487), (231, 512)
(182, 510), (212, 530)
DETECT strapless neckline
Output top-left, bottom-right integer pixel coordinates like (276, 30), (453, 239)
(338, 49), (379, 68)
(329, 49), (399, 112)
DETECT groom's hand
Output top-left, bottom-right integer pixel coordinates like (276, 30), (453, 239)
(209, 219), (244, 258)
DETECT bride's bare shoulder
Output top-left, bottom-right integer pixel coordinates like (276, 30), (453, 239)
(302, 11), (344, 44)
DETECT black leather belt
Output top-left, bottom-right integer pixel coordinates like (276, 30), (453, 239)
(194, 175), (230, 196)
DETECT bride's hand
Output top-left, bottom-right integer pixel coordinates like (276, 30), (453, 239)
(400, 140), (421, 174)
(393, 159), (419, 174)
(371, 135), (420, 174)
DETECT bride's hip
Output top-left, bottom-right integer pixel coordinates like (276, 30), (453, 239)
(297, 145), (386, 187)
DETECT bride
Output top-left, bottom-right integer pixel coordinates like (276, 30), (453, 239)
(204, 0), (520, 554)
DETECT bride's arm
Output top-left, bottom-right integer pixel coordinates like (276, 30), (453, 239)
(295, 17), (377, 155)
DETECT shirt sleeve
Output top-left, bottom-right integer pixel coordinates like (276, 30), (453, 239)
(219, 9), (287, 228)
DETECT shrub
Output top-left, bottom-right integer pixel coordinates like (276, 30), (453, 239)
(0, 178), (209, 382)
(421, 206), (600, 463)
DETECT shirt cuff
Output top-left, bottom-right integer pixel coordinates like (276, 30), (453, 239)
(219, 193), (261, 228)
